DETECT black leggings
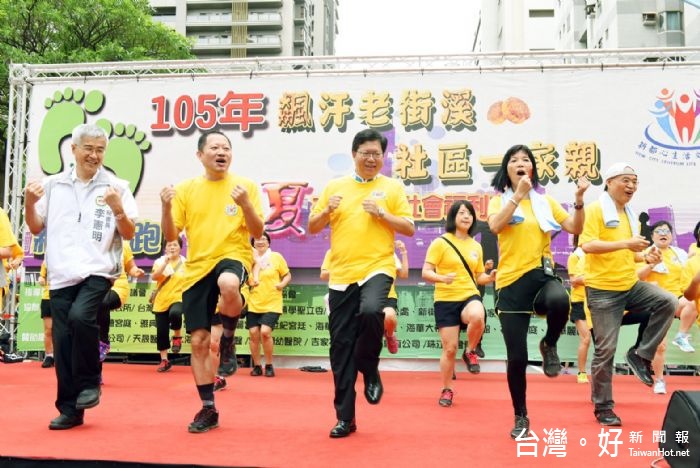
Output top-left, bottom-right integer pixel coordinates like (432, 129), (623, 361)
(97, 290), (122, 344)
(154, 303), (183, 351)
(498, 280), (570, 417)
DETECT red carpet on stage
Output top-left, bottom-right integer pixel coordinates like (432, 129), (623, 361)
(1, 361), (698, 467)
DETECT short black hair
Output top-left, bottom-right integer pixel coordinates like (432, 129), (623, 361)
(162, 236), (183, 252)
(251, 231), (271, 247)
(490, 144), (539, 193)
(694, 221), (700, 247)
(445, 200), (478, 237)
(197, 131), (231, 151)
(650, 220), (672, 234)
(352, 129), (387, 153)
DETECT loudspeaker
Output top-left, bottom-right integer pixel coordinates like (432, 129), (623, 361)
(660, 390), (700, 468)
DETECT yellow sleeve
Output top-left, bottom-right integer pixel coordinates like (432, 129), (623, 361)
(0, 208), (19, 248)
(579, 204), (601, 245)
(123, 241), (134, 266)
(172, 180), (188, 233)
(388, 179), (412, 219)
(310, 184), (330, 217)
(487, 195), (502, 218)
(320, 250), (331, 271)
(275, 253), (290, 277)
(547, 195), (570, 224)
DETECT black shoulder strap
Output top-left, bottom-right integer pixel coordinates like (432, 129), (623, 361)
(439, 236), (476, 287)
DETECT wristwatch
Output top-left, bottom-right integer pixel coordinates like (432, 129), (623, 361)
(377, 207), (386, 219)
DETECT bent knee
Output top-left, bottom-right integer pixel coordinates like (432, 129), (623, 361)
(218, 273), (241, 294)
(442, 343), (458, 357)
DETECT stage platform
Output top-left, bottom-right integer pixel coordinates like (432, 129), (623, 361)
(1, 360), (699, 467)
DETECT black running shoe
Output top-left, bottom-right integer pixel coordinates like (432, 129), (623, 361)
(188, 407), (219, 433)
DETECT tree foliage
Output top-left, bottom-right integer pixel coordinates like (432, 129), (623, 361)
(0, 0), (194, 194)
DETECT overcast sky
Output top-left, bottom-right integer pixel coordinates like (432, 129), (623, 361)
(334, 0), (480, 56)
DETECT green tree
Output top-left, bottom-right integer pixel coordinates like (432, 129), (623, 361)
(0, 0), (193, 198)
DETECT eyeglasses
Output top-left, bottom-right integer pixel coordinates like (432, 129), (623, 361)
(653, 228), (671, 235)
(80, 145), (105, 155)
(356, 151), (383, 160)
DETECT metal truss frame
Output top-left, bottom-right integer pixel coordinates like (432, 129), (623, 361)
(4, 47), (700, 349)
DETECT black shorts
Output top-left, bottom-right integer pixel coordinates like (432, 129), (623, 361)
(385, 297), (398, 310)
(495, 268), (561, 313)
(569, 301), (586, 323)
(434, 295), (482, 329)
(246, 312), (280, 330)
(103, 289), (122, 311)
(40, 299), (51, 318)
(211, 313), (222, 327)
(183, 259), (248, 333)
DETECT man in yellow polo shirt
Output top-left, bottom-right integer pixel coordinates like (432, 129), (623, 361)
(309, 129), (415, 438)
(161, 131), (264, 433)
(580, 162), (676, 427)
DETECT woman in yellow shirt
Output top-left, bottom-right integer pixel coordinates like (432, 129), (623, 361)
(689, 221), (700, 258)
(422, 201), (496, 407)
(247, 232), (291, 377)
(487, 144), (588, 439)
(151, 237), (186, 372)
(637, 221), (697, 394)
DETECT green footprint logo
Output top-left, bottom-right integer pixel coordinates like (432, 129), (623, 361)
(38, 87), (150, 194)
(39, 88), (105, 174)
(96, 119), (151, 194)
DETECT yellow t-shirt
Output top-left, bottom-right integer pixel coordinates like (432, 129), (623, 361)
(680, 254), (700, 314)
(387, 254), (403, 300)
(487, 195), (569, 289)
(40, 261), (50, 300)
(109, 241), (133, 306)
(323, 250), (402, 300)
(311, 175), (412, 284)
(689, 243), (699, 257)
(425, 233), (484, 302)
(567, 248), (585, 303)
(637, 247), (685, 297)
(0, 208), (21, 296)
(241, 282), (250, 309)
(2, 244), (23, 296)
(248, 251), (289, 313)
(172, 174), (263, 291)
(580, 200), (638, 291)
(152, 255), (186, 313)
(321, 250), (331, 272)
(0, 208), (18, 250)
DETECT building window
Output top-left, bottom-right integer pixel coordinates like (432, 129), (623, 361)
(249, 11), (281, 22)
(529, 9), (554, 18)
(247, 34), (281, 45)
(660, 11), (683, 31)
(188, 11), (231, 22)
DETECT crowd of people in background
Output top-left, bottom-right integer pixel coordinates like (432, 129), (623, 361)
(1, 124), (698, 439)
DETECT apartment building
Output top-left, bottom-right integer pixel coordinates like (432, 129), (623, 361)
(474, 0), (699, 52)
(150, 0), (339, 58)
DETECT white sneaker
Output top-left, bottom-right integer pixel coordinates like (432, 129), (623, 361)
(653, 379), (667, 394)
(672, 335), (695, 353)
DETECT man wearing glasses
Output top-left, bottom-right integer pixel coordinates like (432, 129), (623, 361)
(25, 124), (138, 430)
(309, 129), (414, 438)
(579, 162), (676, 427)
